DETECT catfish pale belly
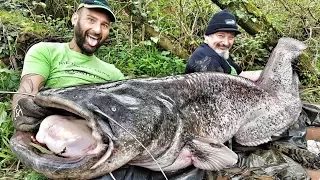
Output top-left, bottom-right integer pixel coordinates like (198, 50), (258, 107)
(10, 38), (306, 179)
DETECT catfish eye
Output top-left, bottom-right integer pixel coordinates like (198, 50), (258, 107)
(111, 106), (117, 112)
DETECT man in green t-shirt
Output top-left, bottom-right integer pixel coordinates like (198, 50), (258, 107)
(12, 0), (123, 130)
(11, 1), (204, 179)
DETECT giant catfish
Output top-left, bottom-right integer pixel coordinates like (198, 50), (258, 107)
(10, 37), (306, 179)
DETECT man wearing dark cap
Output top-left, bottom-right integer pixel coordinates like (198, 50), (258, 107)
(12, 0), (124, 138)
(186, 9), (316, 179)
(185, 9), (261, 81)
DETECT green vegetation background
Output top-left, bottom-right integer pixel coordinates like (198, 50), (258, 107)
(0, 0), (319, 179)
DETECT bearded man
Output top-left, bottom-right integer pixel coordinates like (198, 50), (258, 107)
(185, 9), (261, 81)
(12, 0), (124, 132)
(11, 1), (207, 179)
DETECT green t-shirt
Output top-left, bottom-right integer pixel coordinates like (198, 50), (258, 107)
(225, 60), (238, 75)
(22, 42), (124, 88)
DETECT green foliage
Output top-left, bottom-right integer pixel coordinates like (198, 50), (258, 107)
(0, 1), (73, 66)
(0, 10), (45, 60)
(114, 0), (218, 54)
(0, 101), (16, 167)
(24, 171), (47, 180)
(298, 52), (320, 103)
(298, 52), (319, 85)
(232, 32), (270, 70)
(254, 0), (320, 88)
(1, 168), (47, 180)
(96, 43), (186, 78)
(0, 68), (20, 176)
(0, 67), (20, 92)
(301, 87), (320, 103)
(0, 5), (52, 35)
(35, 14), (73, 37)
(0, 67), (45, 179)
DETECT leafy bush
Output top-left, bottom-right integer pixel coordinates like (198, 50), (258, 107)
(0, 66), (20, 176)
(96, 43), (186, 78)
(0, 0), (74, 69)
(232, 32), (270, 70)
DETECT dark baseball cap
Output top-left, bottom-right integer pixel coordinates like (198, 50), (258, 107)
(205, 9), (241, 35)
(77, 0), (116, 22)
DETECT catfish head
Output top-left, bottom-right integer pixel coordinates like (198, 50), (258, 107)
(10, 81), (178, 179)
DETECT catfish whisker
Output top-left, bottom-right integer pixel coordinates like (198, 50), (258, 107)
(0, 91), (35, 97)
(88, 103), (168, 180)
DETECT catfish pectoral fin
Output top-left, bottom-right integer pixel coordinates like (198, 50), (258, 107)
(190, 139), (238, 171)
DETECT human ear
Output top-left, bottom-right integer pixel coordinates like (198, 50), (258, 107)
(71, 12), (79, 26)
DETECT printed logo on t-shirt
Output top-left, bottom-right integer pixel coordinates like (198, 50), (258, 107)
(57, 60), (110, 81)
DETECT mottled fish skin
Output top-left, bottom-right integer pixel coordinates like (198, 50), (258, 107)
(235, 38), (306, 146)
(9, 38), (306, 179)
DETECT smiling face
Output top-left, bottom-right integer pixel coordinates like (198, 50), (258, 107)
(205, 31), (235, 60)
(71, 8), (111, 55)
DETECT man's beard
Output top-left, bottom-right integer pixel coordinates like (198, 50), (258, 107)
(74, 22), (103, 55)
(215, 48), (230, 60)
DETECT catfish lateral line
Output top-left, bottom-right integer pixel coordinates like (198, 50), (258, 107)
(0, 91), (35, 97)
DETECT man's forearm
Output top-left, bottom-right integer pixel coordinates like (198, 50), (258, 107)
(12, 74), (46, 110)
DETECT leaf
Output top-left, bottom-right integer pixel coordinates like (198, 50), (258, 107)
(0, 67), (11, 72)
(153, 25), (160, 32)
(7, 35), (13, 42)
(39, 2), (46, 8)
(29, 143), (54, 155)
(0, 103), (8, 126)
(142, 40), (152, 46)
(141, 12), (147, 17)
(150, 37), (159, 44)
(161, 51), (171, 56)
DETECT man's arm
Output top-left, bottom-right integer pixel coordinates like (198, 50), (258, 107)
(13, 42), (50, 107)
(12, 74), (45, 110)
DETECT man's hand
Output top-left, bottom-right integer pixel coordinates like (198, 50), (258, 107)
(239, 70), (263, 82)
(12, 74), (47, 131)
(13, 98), (52, 132)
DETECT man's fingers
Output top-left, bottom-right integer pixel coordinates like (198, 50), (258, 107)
(13, 98), (53, 132)
(16, 98), (53, 118)
(13, 116), (42, 132)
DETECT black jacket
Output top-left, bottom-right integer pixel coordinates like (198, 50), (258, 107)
(185, 43), (242, 74)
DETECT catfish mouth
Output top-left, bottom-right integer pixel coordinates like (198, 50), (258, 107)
(10, 93), (115, 176)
